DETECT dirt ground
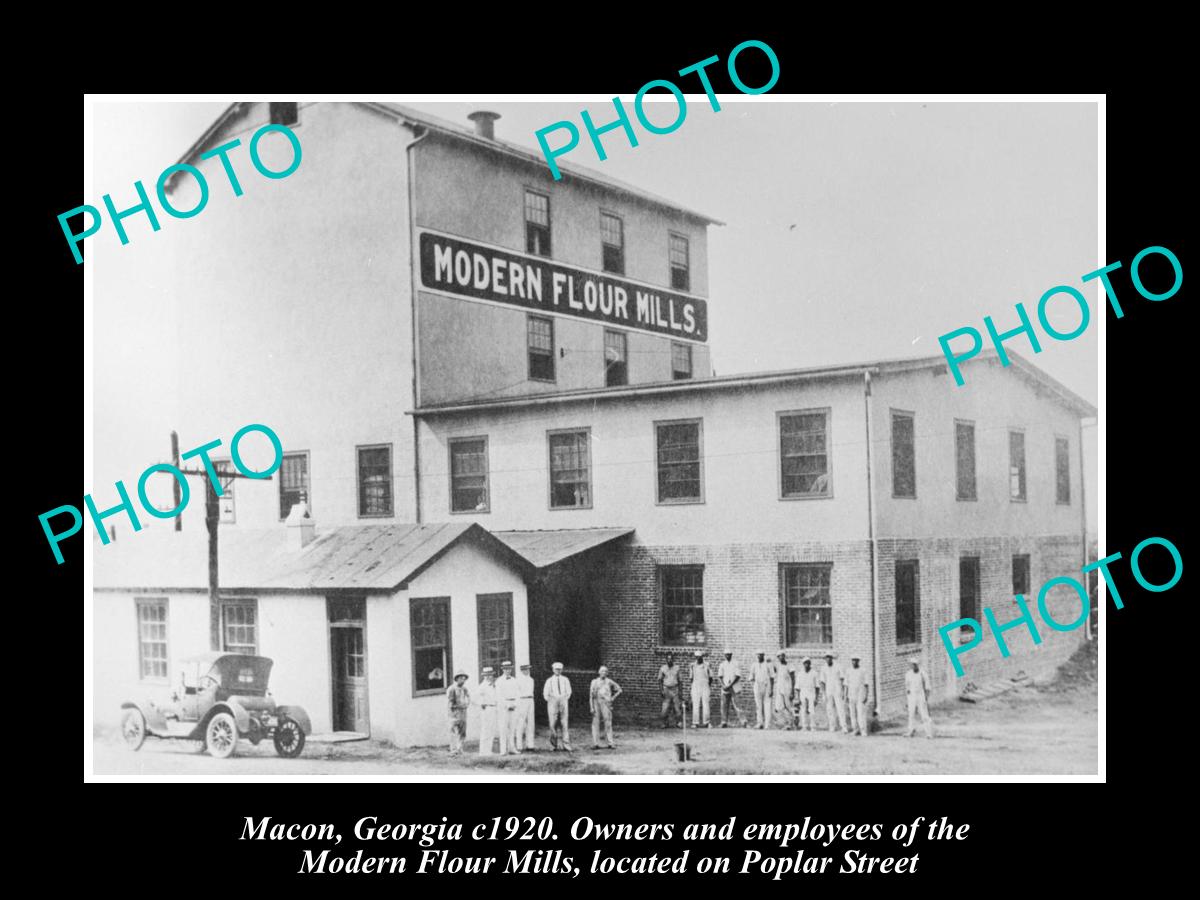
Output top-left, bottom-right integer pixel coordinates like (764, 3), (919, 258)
(93, 642), (1097, 777)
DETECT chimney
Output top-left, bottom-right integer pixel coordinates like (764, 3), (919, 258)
(467, 110), (500, 140)
(285, 496), (316, 550)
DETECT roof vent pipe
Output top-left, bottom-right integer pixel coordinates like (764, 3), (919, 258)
(467, 110), (500, 140)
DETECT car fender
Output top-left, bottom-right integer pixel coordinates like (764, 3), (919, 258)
(190, 702), (252, 741)
(275, 705), (313, 735)
(122, 701), (167, 734)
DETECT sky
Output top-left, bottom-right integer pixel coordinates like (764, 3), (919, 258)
(91, 97), (1099, 513)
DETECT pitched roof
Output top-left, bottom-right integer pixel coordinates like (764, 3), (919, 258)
(493, 528), (634, 568)
(171, 101), (722, 226)
(93, 522), (529, 594)
(410, 349), (1097, 418)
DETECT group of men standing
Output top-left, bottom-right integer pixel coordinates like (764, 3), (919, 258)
(448, 660), (626, 756)
(656, 651), (935, 738)
(448, 653), (937, 757)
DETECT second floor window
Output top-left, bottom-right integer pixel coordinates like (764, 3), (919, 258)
(669, 233), (690, 291)
(525, 190), (551, 257)
(1055, 437), (1071, 504)
(549, 430), (591, 508)
(528, 315), (555, 382)
(279, 452), (309, 520)
(1009, 430), (1027, 501)
(891, 411), (916, 498)
(656, 420), (703, 503)
(357, 444), (393, 517)
(449, 437), (489, 513)
(601, 211), (624, 274)
(604, 329), (627, 386)
(671, 342), (693, 380)
(779, 410), (831, 498)
(956, 421), (977, 501)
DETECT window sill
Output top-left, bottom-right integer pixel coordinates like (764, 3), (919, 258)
(1010, 498), (1027, 504)
(358, 512), (395, 519)
(449, 508), (490, 515)
(895, 644), (923, 656)
(656, 498), (705, 507)
(412, 689), (446, 699)
(892, 494), (917, 500)
(656, 644), (707, 654)
(779, 492), (833, 502)
(549, 504), (593, 511)
(956, 497), (978, 503)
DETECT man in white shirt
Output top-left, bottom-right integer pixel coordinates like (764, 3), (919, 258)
(475, 667), (498, 756)
(515, 662), (536, 751)
(820, 654), (849, 734)
(689, 652), (712, 728)
(718, 649), (745, 728)
(793, 657), (820, 731)
(773, 652), (795, 729)
(495, 660), (520, 755)
(749, 651), (774, 729)
(845, 655), (870, 736)
(543, 662), (573, 751)
(904, 659), (934, 739)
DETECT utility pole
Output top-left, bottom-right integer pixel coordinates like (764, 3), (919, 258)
(169, 432), (271, 651)
(170, 431), (183, 532)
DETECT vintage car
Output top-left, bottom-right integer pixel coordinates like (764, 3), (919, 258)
(121, 652), (311, 758)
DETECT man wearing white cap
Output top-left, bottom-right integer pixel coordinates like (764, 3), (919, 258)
(772, 651), (795, 729)
(589, 665), (623, 749)
(718, 649), (745, 727)
(750, 651), (774, 729)
(793, 657), (819, 731)
(447, 670), (471, 757)
(689, 651), (712, 728)
(496, 660), (520, 755)
(476, 666), (498, 756)
(543, 662), (573, 751)
(821, 654), (849, 734)
(904, 658), (934, 739)
(846, 655), (871, 736)
(515, 663), (536, 751)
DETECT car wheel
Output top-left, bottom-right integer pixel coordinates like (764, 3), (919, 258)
(273, 717), (306, 758)
(121, 709), (146, 751)
(205, 712), (238, 759)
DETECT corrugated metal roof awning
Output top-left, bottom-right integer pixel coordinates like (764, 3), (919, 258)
(493, 528), (634, 568)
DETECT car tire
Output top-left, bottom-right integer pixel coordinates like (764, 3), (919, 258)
(205, 712), (239, 759)
(273, 716), (306, 758)
(121, 708), (146, 751)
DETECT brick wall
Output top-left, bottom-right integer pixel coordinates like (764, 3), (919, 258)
(596, 533), (1086, 725)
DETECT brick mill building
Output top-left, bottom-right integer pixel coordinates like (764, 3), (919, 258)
(93, 101), (1095, 743)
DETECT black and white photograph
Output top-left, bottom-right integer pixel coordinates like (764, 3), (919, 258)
(83, 95), (1101, 779)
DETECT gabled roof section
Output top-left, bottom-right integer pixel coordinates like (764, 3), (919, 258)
(171, 101), (723, 226)
(493, 528), (635, 568)
(93, 522), (531, 594)
(408, 349), (1096, 419)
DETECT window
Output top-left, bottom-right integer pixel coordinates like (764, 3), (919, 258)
(269, 102), (298, 127)
(1012, 554), (1031, 598)
(959, 557), (980, 639)
(410, 597), (451, 695)
(525, 190), (551, 257)
(895, 560), (921, 645)
(1009, 430), (1027, 501)
(955, 421), (977, 501)
(656, 419), (703, 503)
(668, 233), (690, 291)
(449, 437), (489, 513)
(661, 566), (705, 644)
(891, 411), (916, 498)
(600, 211), (624, 274)
(782, 564), (833, 647)
(213, 458), (235, 523)
(779, 409), (831, 498)
(357, 444), (393, 517)
(221, 600), (257, 655)
(477, 593), (514, 674)
(671, 342), (692, 380)
(279, 451), (309, 520)
(136, 598), (168, 680)
(604, 329), (627, 386)
(527, 315), (555, 382)
(548, 429), (591, 509)
(1055, 436), (1071, 504)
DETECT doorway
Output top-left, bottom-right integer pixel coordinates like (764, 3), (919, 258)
(328, 597), (369, 734)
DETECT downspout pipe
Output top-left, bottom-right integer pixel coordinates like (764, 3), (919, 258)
(1079, 417), (1094, 639)
(863, 369), (882, 721)
(406, 124), (430, 523)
